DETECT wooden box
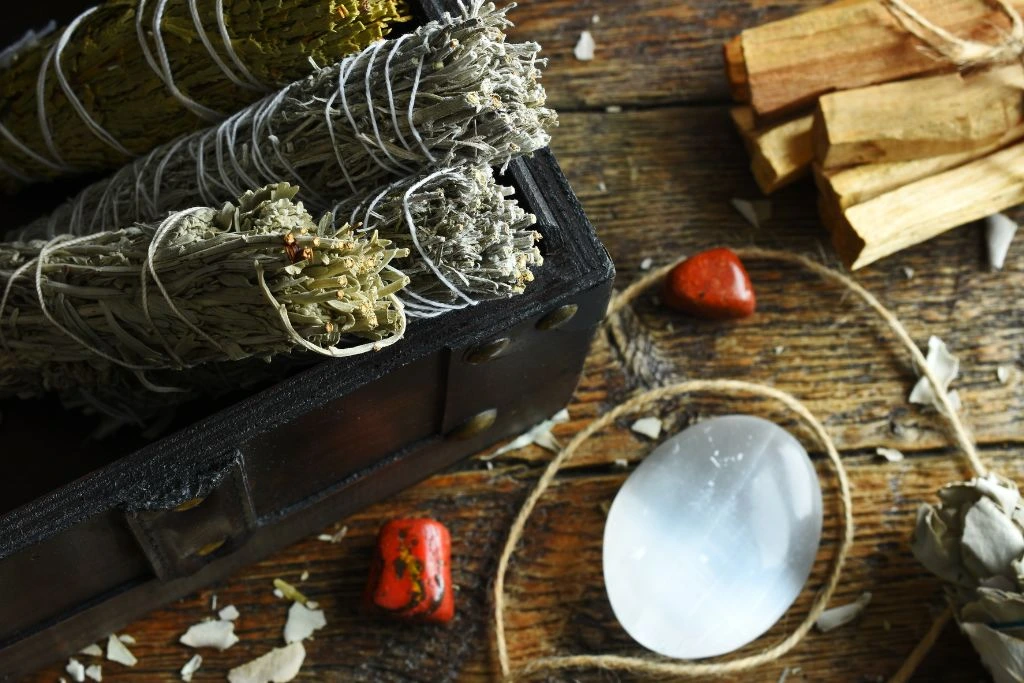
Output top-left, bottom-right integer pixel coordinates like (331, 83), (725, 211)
(0, 2), (614, 677)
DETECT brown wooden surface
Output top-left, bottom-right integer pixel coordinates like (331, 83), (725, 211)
(27, 0), (1024, 680)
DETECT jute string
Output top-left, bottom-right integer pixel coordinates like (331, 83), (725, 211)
(884, 0), (1024, 68)
(492, 247), (984, 680)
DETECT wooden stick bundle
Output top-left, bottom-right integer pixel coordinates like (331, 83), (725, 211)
(725, 0), (1024, 269)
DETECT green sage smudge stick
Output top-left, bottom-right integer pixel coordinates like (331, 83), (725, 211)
(11, 3), (555, 245)
(0, 0), (410, 192)
(0, 182), (409, 402)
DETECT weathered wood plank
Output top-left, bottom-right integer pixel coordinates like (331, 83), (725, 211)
(507, 0), (833, 109)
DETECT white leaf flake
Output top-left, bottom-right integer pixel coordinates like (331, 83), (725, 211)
(317, 526), (348, 544)
(961, 622), (1024, 683)
(484, 409), (570, 460)
(773, 345), (785, 355)
(613, 458), (629, 468)
(300, 570), (310, 582)
(816, 592), (872, 632)
(730, 198), (772, 228)
(639, 257), (653, 270)
(106, 634), (137, 667)
(79, 644), (103, 657)
(283, 602), (327, 644)
(574, 30), (595, 61)
(778, 667), (791, 683)
(211, 594), (217, 611)
(902, 266), (915, 280)
(985, 212), (1018, 270)
(273, 589), (285, 599)
(180, 654), (202, 682)
(909, 336), (960, 413)
(591, 13), (600, 23)
(66, 658), (86, 682)
(179, 620), (239, 651)
(227, 642), (306, 683)
(998, 366), (1012, 384)
(218, 604), (240, 621)
(117, 634), (136, 645)
(631, 416), (662, 440)
(85, 664), (102, 682)
(876, 447), (905, 462)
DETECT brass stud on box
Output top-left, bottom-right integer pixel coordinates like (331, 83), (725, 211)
(537, 304), (578, 330)
(448, 409), (498, 440)
(464, 338), (511, 364)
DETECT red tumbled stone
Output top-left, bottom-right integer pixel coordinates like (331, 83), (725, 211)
(365, 518), (454, 623)
(663, 248), (756, 319)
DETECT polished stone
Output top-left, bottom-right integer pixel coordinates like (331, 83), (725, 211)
(603, 414), (822, 659)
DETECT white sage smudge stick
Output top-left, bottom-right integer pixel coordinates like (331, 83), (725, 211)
(10, 3), (555, 243)
(0, 183), (408, 402)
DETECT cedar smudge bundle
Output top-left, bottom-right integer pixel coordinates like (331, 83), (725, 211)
(0, 0), (410, 192)
(12, 3), (555, 243)
(0, 183), (409, 403)
(725, 0), (1024, 269)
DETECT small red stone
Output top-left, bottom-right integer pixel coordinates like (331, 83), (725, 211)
(663, 247), (756, 319)
(364, 518), (454, 623)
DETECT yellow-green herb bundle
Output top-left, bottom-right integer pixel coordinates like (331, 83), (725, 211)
(0, 0), (410, 192)
(12, 3), (555, 243)
(0, 182), (409, 403)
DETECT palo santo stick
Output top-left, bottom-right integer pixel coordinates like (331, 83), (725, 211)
(741, 0), (1024, 117)
(814, 65), (1024, 168)
(731, 107), (814, 193)
(826, 141), (1024, 269)
(815, 121), (1024, 209)
(724, 37), (750, 102)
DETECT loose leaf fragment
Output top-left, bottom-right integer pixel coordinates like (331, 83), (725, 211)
(85, 664), (102, 682)
(909, 336), (961, 413)
(283, 602), (327, 644)
(876, 447), (905, 462)
(179, 620), (239, 650)
(66, 659), (85, 682)
(484, 409), (570, 459)
(180, 654), (202, 682)
(985, 213), (1018, 270)
(105, 634), (137, 667)
(730, 198), (772, 228)
(574, 30), (595, 60)
(631, 416), (662, 440)
(218, 605), (240, 621)
(78, 644), (103, 657)
(815, 591), (872, 632)
(227, 642), (306, 683)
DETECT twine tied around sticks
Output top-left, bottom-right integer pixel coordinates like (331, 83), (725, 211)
(885, 0), (1024, 69)
(491, 248), (983, 681)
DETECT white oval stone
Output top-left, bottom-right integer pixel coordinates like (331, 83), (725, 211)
(603, 414), (822, 659)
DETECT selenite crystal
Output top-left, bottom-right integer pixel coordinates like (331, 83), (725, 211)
(603, 415), (823, 659)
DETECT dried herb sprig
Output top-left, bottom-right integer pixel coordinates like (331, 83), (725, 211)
(12, 2), (556, 242)
(0, 183), (408, 401)
(342, 165), (543, 317)
(0, 0), (410, 191)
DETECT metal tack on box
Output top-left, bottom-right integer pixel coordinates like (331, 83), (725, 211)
(0, 1), (613, 678)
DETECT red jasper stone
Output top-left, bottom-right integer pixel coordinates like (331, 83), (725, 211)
(663, 248), (756, 319)
(365, 518), (454, 623)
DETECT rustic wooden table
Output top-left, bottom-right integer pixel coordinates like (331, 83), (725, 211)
(30, 0), (1021, 680)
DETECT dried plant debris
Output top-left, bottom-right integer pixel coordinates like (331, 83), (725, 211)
(317, 526), (349, 544)
(180, 654), (203, 682)
(574, 30), (595, 60)
(12, 4), (555, 243)
(219, 605), (241, 621)
(78, 644), (103, 657)
(731, 198), (772, 229)
(66, 658), (86, 682)
(484, 409), (570, 459)
(913, 473), (1024, 682)
(640, 257), (653, 270)
(0, 183), (408, 418)
(985, 213), (1018, 270)
(876, 447), (905, 463)
(85, 664), (102, 682)
(815, 591), (872, 632)
(116, 634), (136, 646)
(998, 366), (1013, 384)
(227, 642), (306, 683)
(631, 416), (663, 440)
(283, 602), (327, 643)
(105, 634), (137, 666)
(300, 570), (310, 581)
(179, 620), (239, 651)
(909, 335), (961, 414)
(274, 578), (317, 608)
(902, 266), (915, 280)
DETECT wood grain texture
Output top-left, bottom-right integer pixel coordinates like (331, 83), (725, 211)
(26, 0), (1024, 680)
